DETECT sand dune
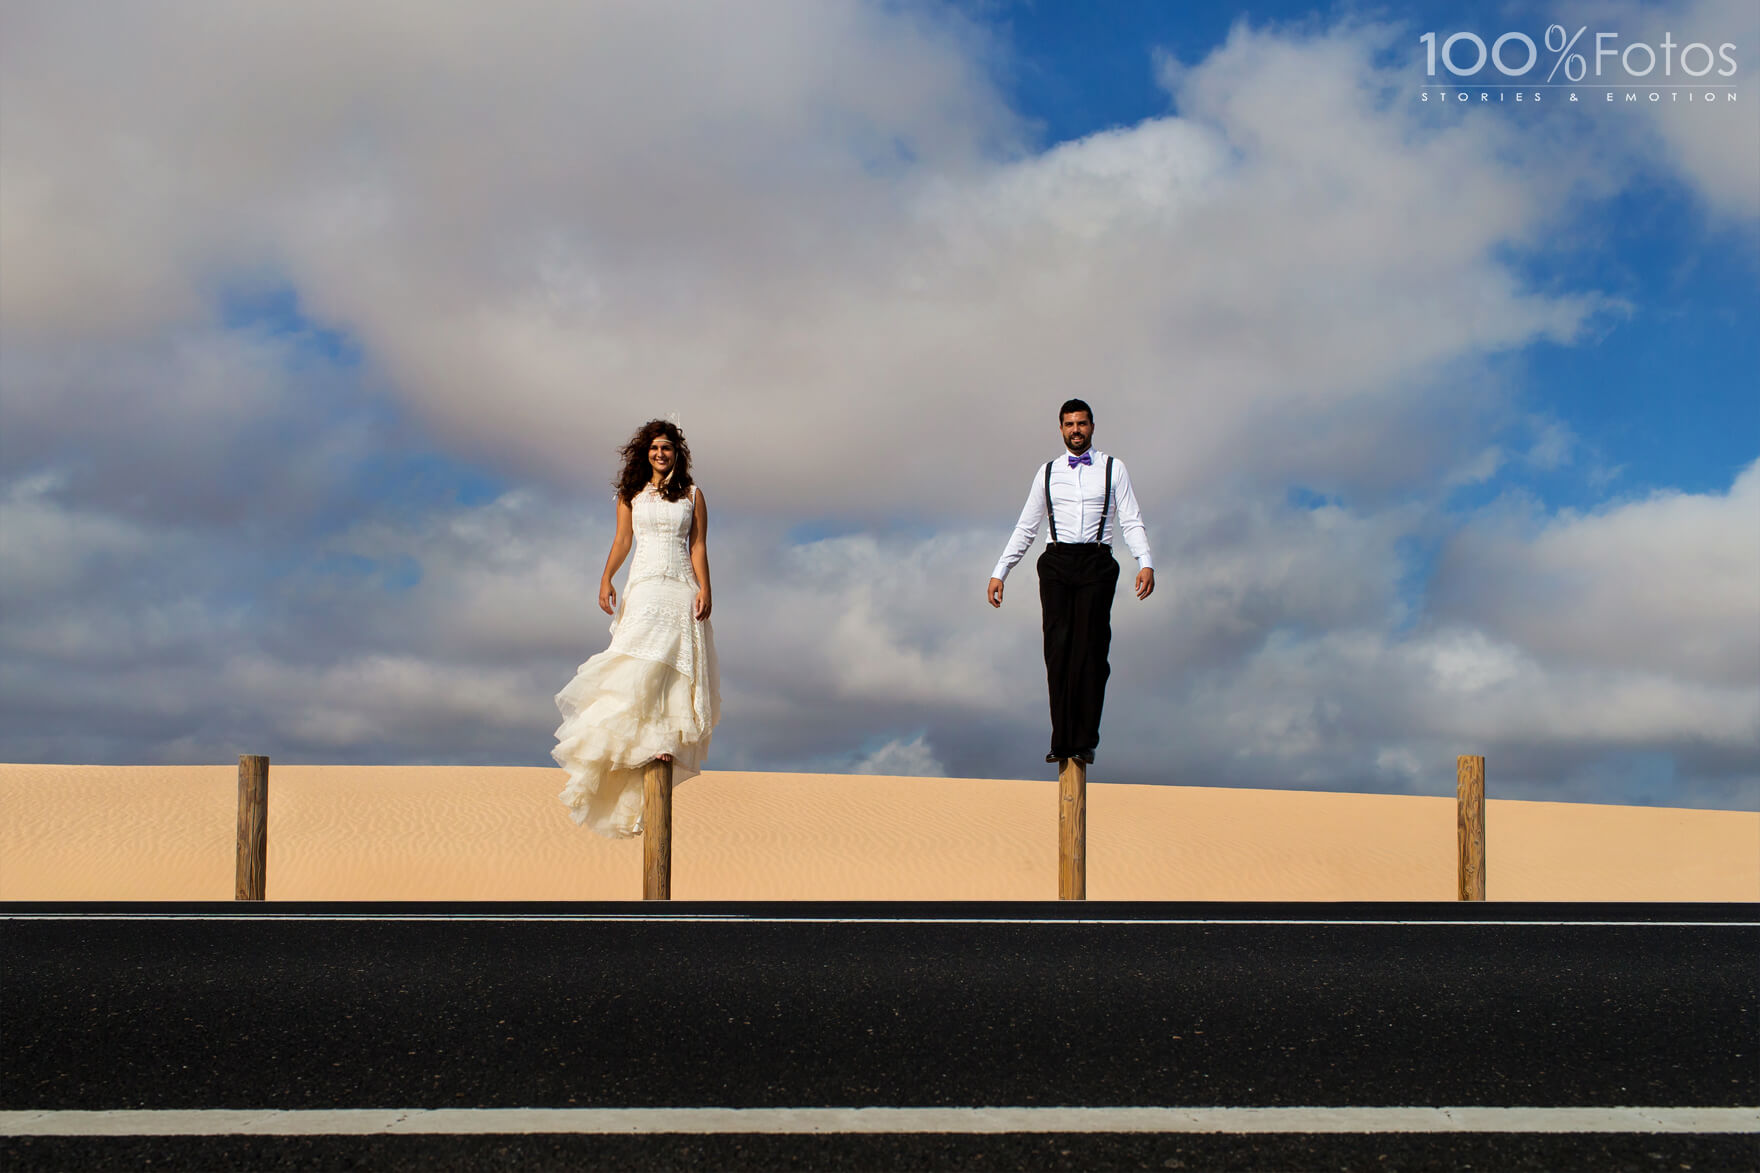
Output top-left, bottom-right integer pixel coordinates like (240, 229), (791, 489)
(1, 764), (1754, 902)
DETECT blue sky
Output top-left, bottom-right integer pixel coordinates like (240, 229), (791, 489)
(1, 0), (1755, 808)
(996, 0), (1757, 506)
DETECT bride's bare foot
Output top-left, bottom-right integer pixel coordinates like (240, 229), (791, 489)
(656, 753), (673, 763)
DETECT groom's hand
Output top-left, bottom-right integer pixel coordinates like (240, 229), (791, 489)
(987, 577), (1005, 608)
(1134, 568), (1155, 600)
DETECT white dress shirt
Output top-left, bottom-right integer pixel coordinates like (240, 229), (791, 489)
(991, 448), (1154, 581)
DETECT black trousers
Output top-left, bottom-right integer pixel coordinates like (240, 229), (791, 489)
(1036, 543), (1120, 760)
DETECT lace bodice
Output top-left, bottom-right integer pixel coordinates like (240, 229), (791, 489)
(606, 483), (709, 696)
(626, 484), (698, 588)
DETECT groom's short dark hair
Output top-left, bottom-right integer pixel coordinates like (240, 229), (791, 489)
(1059, 398), (1093, 422)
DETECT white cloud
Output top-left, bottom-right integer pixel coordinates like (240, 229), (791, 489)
(1554, 0), (1760, 223)
(850, 734), (948, 777)
(1, 5), (1608, 522)
(224, 653), (547, 749)
(1435, 459), (1760, 685)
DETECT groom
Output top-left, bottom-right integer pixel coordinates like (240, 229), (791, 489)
(987, 399), (1155, 765)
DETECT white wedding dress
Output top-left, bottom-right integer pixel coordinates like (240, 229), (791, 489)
(553, 484), (721, 838)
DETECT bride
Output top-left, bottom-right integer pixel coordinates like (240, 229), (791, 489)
(552, 419), (721, 837)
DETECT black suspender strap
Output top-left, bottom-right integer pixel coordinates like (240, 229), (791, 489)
(1043, 460), (1058, 543)
(1046, 455), (1114, 545)
(1094, 456), (1113, 543)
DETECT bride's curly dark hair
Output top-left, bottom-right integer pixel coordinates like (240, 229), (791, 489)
(615, 419), (695, 504)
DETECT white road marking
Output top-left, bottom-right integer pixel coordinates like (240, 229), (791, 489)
(2, 1106), (1755, 1136)
(1, 913), (1753, 927)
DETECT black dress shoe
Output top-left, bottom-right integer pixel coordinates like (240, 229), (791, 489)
(1075, 750), (1095, 764)
(1045, 752), (1061, 763)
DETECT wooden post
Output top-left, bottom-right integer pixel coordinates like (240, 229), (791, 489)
(1457, 754), (1486, 901)
(1058, 757), (1086, 900)
(643, 758), (674, 900)
(235, 754), (268, 901)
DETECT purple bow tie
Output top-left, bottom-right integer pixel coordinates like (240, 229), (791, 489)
(1068, 452), (1092, 467)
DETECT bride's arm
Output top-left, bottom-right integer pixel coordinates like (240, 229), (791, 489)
(598, 496), (634, 615)
(690, 487), (712, 620)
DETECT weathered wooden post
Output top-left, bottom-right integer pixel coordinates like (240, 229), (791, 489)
(235, 754), (268, 901)
(1457, 754), (1486, 901)
(1058, 757), (1086, 900)
(643, 758), (674, 900)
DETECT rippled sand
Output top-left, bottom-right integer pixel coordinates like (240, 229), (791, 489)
(1, 764), (1754, 901)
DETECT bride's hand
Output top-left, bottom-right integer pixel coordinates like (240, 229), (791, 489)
(599, 581), (616, 616)
(693, 586), (712, 621)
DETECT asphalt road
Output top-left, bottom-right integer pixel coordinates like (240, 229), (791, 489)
(3, 902), (1755, 1170)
